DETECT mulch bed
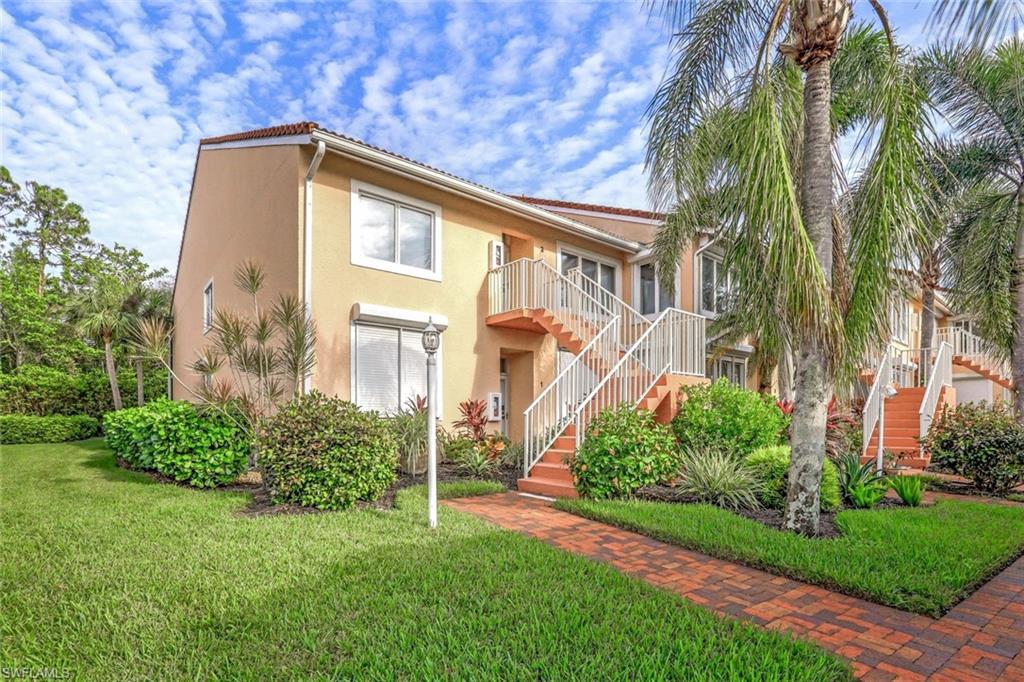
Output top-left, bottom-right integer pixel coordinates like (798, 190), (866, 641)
(115, 456), (517, 517)
(635, 484), (906, 540)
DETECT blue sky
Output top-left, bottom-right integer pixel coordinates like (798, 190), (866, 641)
(2, 1), (936, 272)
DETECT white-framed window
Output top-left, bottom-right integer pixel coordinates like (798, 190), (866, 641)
(890, 301), (910, 343)
(559, 246), (618, 295)
(351, 322), (440, 415)
(351, 180), (442, 281)
(708, 355), (746, 386)
(635, 260), (677, 316)
(700, 254), (733, 316)
(202, 280), (214, 333)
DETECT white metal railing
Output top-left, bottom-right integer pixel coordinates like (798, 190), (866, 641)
(862, 349), (891, 458)
(919, 341), (953, 441)
(571, 308), (705, 451)
(566, 267), (651, 350)
(522, 316), (622, 474)
(488, 258), (612, 346)
(888, 347), (935, 388)
(935, 327), (1011, 381)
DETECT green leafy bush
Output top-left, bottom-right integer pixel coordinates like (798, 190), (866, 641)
(889, 476), (925, 507)
(743, 445), (840, 511)
(924, 402), (1024, 493)
(0, 414), (99, 444)
(676, 448), (762, 510)
(0, 364), (167, 419)
(453, 443), (498, 478)
(672, 379), (788, 456)
(571, 406), (678, 499)
(259, 392), (397, 510)
(103, 399), (248, 487)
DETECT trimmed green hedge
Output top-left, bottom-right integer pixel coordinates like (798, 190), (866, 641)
(672, 379), (788, 456)
(0, 414), (100, 444)
(571, 406), (678, 499)
(104, 399), (248, 488)
(0, 364), (168, 419)
(259, 392), (398, 510)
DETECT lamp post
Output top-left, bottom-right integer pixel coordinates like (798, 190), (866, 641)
(422, 318), (441, 528)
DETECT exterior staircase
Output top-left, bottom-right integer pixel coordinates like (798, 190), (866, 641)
(861, 343), (953, 471)
(487, 258), (706, 497)
(937, 327), (1013, 389)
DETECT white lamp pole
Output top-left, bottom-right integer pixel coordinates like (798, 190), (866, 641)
(422, 318), (441, 529)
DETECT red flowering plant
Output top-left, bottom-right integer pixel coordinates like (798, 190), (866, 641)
(776, 396), (856, 460)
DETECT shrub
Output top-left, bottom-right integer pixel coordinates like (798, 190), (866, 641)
(453, 444), (498, 478)
(0, 414), (99, 444)
(924, 402), (1024, 494)
(0, 364), (167, 419)
(889, 476), (925, 507)
(103, 399), (248, 487)
(672, 379), (788, 456)
(391, 407), (428, 475)
(743, 445), (840, 512)
(675, 448), (762, 510)
(259, 392), (397, 510)
(571, 406), (678, 499)
(442, 435), (478, 463)
(835, 451), (886, 504)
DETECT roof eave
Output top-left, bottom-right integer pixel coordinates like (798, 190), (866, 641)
(309, 129), (644, 253)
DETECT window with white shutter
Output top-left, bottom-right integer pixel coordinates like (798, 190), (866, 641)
(352, 323), (437, 415)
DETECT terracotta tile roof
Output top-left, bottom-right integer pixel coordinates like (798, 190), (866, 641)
(198, 122), (645, 247)
(199, 122), (318, 145)
(512, 195), (665, 222)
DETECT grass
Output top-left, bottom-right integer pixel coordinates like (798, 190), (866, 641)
(555, 497), (1024, 617)
(1, 440), (849, 680)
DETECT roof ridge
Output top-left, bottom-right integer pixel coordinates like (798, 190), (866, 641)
(512, 195), (664, 221)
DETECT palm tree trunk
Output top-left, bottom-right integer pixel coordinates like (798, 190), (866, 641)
(1013, 189), (1024, 420)
(104, 335), (122, 411)
(919, 249), (938, 369)
(785, 59), (835, 536)
(134, 358), (145, 407)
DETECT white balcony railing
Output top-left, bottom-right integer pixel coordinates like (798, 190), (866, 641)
(935, 327), (1011, 380)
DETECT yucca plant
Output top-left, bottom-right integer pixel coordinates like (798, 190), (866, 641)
(889, 475), (926, 507)
(676, 448), (763, 511)
(835, 451), (886, 503)
(133, 260), (317, 467)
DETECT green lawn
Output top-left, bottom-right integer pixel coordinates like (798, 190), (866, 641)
(556, 497), (1024, 617)
(1, 440), (848, 680)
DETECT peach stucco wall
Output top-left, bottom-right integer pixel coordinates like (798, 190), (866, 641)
(171, 145), (302, 398)
(304, 148), (637, 434)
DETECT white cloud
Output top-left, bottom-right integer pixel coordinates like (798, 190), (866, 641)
(239, 9), (303, 42)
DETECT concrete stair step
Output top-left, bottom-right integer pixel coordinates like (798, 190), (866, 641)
(542, 448), (574, 465)
(529, 462), (573, 484)
(517, 477), (578, 498)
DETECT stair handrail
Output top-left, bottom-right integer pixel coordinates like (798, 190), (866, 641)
(862, 348), (892, 457)
(565, 267), (651, 349)
(936, 327), (1011, 384)
(522, 315), (621, 475)
(571, 307), (706, 450)
(919, 341), (952, 444)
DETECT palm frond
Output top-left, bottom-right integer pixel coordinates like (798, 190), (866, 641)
(928, 0), (1024, 48)
(233, 260), (265, 297)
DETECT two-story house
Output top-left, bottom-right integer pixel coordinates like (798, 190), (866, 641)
(172, 122), (712, 497)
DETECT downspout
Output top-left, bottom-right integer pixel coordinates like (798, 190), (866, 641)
(303, 140), (326, 394)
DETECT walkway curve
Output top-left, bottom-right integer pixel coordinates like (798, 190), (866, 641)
(444, 493), (1024, 681)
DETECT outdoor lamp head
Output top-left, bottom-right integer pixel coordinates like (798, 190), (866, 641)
(422, 318), (440, 353)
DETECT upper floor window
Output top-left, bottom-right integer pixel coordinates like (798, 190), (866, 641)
(890, 301), (910, 343)
(637, 261), (674, 316)
(700, 254), (733, 315)
(560, 248), (617, 295)
(351, 180), (442, 281)
(202, 280), (214, 332)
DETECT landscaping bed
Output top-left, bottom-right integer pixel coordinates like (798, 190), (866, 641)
(1, 439), (849, 680)
(555, 496), (1024, 617)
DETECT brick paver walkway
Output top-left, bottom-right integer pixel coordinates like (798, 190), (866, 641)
(445, 493), (1024, 681)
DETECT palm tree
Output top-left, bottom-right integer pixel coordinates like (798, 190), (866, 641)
(123, 284), (171, 406)
(647, 2), (932, 535)
(76, 277), (133, 411)
(919, 39), (1024, 418)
